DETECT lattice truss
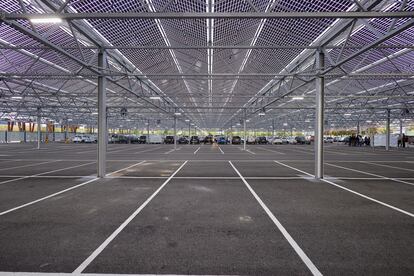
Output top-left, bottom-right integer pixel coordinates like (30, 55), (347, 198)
(0, 0), (413, 131)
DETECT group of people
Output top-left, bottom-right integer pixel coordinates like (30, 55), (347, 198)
(348, 134), (370, 147)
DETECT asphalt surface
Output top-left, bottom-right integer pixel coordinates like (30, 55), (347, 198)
(0, 142), (413, 275)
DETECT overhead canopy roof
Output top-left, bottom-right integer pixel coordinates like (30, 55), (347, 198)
(0, 0), (414, 131)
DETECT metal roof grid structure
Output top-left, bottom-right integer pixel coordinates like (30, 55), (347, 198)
(0, 0), (413, 132)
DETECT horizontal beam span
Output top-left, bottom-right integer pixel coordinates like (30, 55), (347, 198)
(3, 12), (414, 20)
(1, 45), (414, 50)
(2, 73), (414, 78)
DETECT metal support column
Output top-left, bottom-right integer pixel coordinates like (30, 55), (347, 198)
(230, 123), (233, 144)
(357, 120), (360, 135)
(315, 50), (325, 179)
(147, 119), (150, 144)
(386, 109), (391, 151)
(37, 107), (41, 150)
(272, 119), (275, 137)
(243, 115), (247, 151)
(174, 116), (177, 150)
(188, 121), (191, 137)
(97, 49), (107, 177)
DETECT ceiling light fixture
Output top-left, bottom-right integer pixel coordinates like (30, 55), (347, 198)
(31, 17), (63, 24)
(292, 96), (304, 100)
(11, 96), (22, 99)
(149, 96), (161, 100)
(174, 112), (181, 116)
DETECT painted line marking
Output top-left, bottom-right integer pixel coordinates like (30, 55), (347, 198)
(106, 161), (146, 176)
(0, 160), (56, 171)
(256, 147), (286, 155)
(73, 160), (188, 274)
(363, 161), (414, 173)
(326, 163), (414, 187)
(0, 162), (146, 216)
(274, 161), (414, 218)
(0, 178), (99, 216)
(164, 148), (175, 154)
(193, 147), (201, 154)
(0, 161), (96, 186)
(246, 149), (256, 155)
(218, 146), (224, 154)
(0, 273), (237, 276)
(229, 161), (322, 276)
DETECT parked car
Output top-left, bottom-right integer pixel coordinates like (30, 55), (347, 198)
(324, 137), (334, 143)
(295, 136), (310, 144)
(204, 135), (214, 144)
(148, 134), (163, 144)
(232, 136), (241, 144)
(246, 136), (256, 144)
(190, 136), (200, 144)
(256, 136), (268, 144)
(138, 135), (147, 144)
(272, 137), (283, 144)
(164, 135), (175, 144)
(287, 137), (297, 144)
(217, 136), (227, 144)
(178, 136), (189, 144)
(72, 135), (84, 143)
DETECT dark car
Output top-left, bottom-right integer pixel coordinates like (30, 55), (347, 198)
(204, 135), (214, 144)
(217, 136), (227, 144)
(232, 136), (241, 144)
(138, 135), (147, 144)
(256, 136), (268, 144)
(295, 136), (310, 145)
(164, 135), (175, 144)
(190, 136), (200, 144)
(178, 137), (189, 144)
(127, 135), (139, 144)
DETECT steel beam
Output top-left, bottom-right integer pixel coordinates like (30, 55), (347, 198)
(386, 109), (391, 151)
(36, 108), (41, 150)
(97, 49), (107, 178)
(315, 50), (325, 179)
(1, 44), (414, 50)
(4, 11), (413, 20)
(243, 117), (247, 151)
(174, 116), (177, 151)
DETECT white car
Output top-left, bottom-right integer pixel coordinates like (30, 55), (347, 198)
(148, 134), (163, 144)
(272, 137), (283, 144)
(72, 135), (83, 143)
(287, 137), (297, 144)
(247, 136), (256, 144)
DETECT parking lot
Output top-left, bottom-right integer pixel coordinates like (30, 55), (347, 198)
(0, 143), (413, 275)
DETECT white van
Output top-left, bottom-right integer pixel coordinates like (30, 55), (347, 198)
(148, 134), (163, 144)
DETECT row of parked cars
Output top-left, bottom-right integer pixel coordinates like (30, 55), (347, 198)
(71, 134), (342, 145)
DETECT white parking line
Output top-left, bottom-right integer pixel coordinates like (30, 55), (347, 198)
(363, 161), (414, 173)
(0, 272), (237, 276)
(218, 146), (224, 154)
(0, 161), (146, 216)
(193, 147), (201, 154)
(229, 161), (322, 276)
(246, 149), (256, 155)
(0, 160), (56, 171)
(0, 161), (97, 186)
(106, 161), (146, 176)
(274, 161), (414, 218)
(73, 160), (188, 274)
(164, 148), (175, 154)
(256, 147), (286, 155)
(0, 178), (99, 216)
(326, 163), (414, 187)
